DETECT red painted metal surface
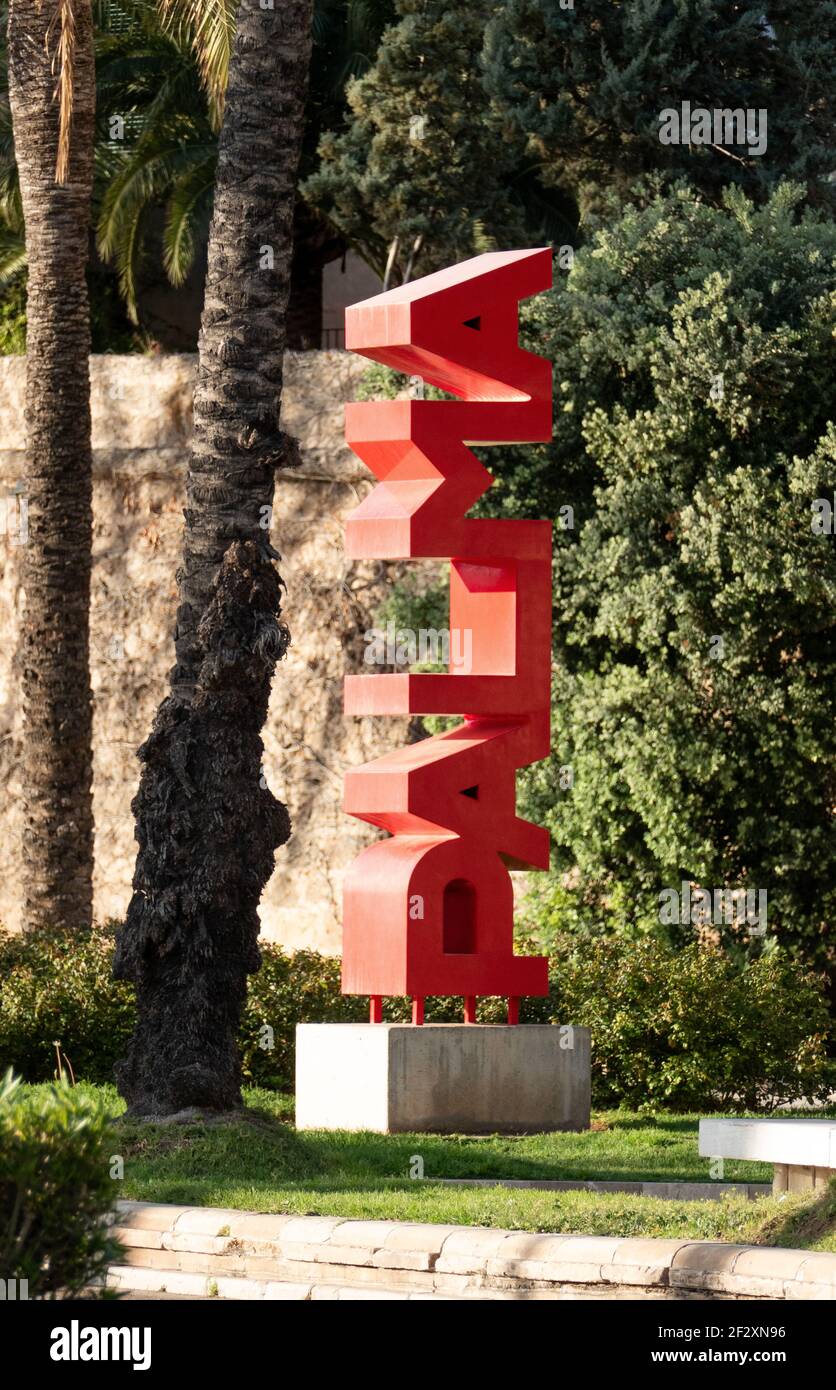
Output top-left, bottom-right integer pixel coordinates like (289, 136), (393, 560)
(341, 249), (553, 1014)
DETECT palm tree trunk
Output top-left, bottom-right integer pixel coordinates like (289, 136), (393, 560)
(113, 0), (314, 1116)
(7, 0), (96, 933)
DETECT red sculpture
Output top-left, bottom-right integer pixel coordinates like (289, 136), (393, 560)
(341, 249), (553, 1024)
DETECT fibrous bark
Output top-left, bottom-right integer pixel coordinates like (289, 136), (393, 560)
(170, 0), (314, 703)
(113, 0), (314, 1115)
(8, 0), (96, 932)
(113, 541), (290, 1113)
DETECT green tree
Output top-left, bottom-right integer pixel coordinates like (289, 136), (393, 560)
(483, 0), (836, 218)
(94, 1), (220, 321)
(1, 1), (395, 349)
(94, 0), (395, 340)
(304, 0), (573, 284)
(510, 182), (836, 984)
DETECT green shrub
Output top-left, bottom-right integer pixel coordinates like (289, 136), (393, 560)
(0, 1070), (121, 1297)
(0, 927), (135, 1085)
(240, 949), (366, 1088)
(0, 926), (830, 1109)
(498, 183), (836, 979)
(546, 936), (835, 1112)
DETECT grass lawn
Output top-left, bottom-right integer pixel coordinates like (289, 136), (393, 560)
(26, 1084), (836, 1251)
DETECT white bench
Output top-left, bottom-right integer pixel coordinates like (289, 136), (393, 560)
(699, 1118), (836, 1195)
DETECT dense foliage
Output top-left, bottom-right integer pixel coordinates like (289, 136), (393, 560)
(304, 0), (574, 282)
(0, 1069), (121, 1297)
(0, 927), (830, 1110)
(524, 183), (836, 980)
(543, 932), (834, 1111)
(309, 0), (836, 280)
(483, 0), (836, 217)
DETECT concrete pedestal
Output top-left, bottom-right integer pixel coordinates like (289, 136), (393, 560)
(295, 1023), (590, 1134)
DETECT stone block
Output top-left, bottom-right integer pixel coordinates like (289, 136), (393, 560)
(794, 1253), (836, 1286)
(296, 1023), (590, 1134)
(372, 1250), (436, 1272)
(227, 1214), (297, 1242)
(278, 1216), (346, 1247)
(172, 1208), (243, 1237)
(732, 1248), (809, 1280)
(310, 1284), (411, 1300)
(670, 1242), (750, 1273)
(162, 1233), (238, 1255)
(783, 1280), (836, 1301)
(112, 1226), (164, 1250)
(261, 1281), (312, 1301)
(114, 1203), (190, 1232)
(381, 1223), (459, 1254)
(309, 1245), (378, 1267)
(435, 1227), (513, 1274)
(609, 1238), (691, 1267)
(788, 1165), (816, 1193)
(328, 1221), (393, 1248)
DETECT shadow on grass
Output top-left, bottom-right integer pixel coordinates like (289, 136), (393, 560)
(750, 1179), (836, 1250)
(115, 1104), (325, 1187)
(113, 1102), (768, 1189)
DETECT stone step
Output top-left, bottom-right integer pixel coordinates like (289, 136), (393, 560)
(107, 1201), (836, 1301)
(107, 1265), (504, 1301)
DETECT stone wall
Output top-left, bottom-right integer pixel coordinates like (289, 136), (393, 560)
(0, 352), (408, 950)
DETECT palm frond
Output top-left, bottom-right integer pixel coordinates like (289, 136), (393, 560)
(97, 142), (182, 315)
(0, 105), (22, 230)
(114, 205), (143, 320)
(97, 129), (215, 316)
(162, 151), (215, 285)
(0, 176), (23, 232)
(156, 0), (237, 128)
(47, 0), (79, 184)
(0, 225), (26, 285)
